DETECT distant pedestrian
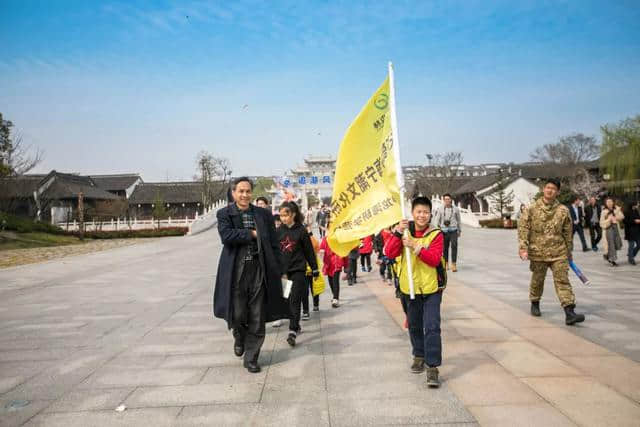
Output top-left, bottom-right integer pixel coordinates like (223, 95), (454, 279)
(359, 235), (373, 272)
(277, 201), (319, 347)
(600, 197), (625, 266)
(433, 194), (461, 272)
(319, 220), (346, 308)
(518, 178), (585, 326)
(214, 177), (289, 374)
(623, 200), (640, 265)
(384, 196), (445, 388)
(347, 246), (359, 286)
(316, 206), (329, 238)
(374, 227), (394, 284)
(584, 196), (603, 251)
(569, 196), (589, 252)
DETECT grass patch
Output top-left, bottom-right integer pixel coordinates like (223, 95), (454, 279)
(0, 231), (84, 251)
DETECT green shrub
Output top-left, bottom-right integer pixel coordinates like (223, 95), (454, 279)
(76, 227), (189, 239)
(0, 212), (65, 234)
(479, 218), (518, 229)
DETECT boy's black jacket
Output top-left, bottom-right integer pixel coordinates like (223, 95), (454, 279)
(277, 223), (318, 275)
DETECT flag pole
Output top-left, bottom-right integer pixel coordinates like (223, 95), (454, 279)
(388, 61), (415, 300)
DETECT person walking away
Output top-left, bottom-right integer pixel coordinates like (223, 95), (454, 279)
(277, 201), (319, 347)
(316, 206), (329, 238)
(433, 193), (461, 272)
(584, 196), (603, 251)
(214, 177), (289, 373)
(385, 196), (445, 387)
(359, 235), (374, 272)
(624, 200), (640, 265)
(375, 227), (394, 284)
(347, 246), (359, 286)
(518, 178), (585, 326)
(569, 196), (589, 252)
(601, 197), (625, 266)
(303, 225), (321, 315)
(319, 221), (346, 308)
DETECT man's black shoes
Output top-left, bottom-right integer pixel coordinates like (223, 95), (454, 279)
(243, 360), (261, 373)
(530, 301), (541, 317)
(234, 341), (244, 357)
(564, 304), (585, 325)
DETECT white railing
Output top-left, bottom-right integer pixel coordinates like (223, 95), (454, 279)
(188, 200), (226, 235)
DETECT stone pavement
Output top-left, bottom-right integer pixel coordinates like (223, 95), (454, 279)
(1, 227), (639, 426)
(0, 228), (474, 426)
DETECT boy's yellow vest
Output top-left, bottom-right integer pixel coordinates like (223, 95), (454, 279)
(398, 227), (441, 295)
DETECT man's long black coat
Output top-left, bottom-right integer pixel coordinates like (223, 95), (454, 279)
(213, 204), (289, 328)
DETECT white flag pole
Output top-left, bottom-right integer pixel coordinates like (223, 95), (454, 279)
(388, 61), (415, 300)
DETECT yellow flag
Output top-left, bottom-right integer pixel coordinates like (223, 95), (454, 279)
(327, 75), (403, 256)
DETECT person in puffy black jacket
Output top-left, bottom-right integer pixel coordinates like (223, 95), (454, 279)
(277, 201), (319, 347)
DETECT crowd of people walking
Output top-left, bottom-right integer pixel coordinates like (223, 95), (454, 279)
(213, 175), (639, 388)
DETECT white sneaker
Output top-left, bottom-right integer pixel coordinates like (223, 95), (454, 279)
(271, 320), (283, 328)
(331, 299), (340, 308)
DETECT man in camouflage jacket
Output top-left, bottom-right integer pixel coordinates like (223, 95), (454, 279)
(518, 179), (585, 325)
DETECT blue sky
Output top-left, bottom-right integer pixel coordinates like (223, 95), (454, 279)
(1, 0), (639, 181)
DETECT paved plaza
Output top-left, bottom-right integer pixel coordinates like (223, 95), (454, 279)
(0, 227), (639, 426)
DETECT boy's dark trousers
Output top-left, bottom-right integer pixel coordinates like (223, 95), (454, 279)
(407, 291), (442, 367)
(348, 258), (358, 284)
(302, 275), (319, 314)
(328, 271), (340, 300)
(360, 253), (372, 270)
(287, 272), (306, 333)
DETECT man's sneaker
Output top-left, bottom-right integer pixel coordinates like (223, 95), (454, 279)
(629, 258), (637, 265)
(348, 279), (353, 286)
(367, 266), (372, 272)
(530, 301), (541, 317)
(426, 367), (440, 388)
(361, 266), (366, 272)
(287, 332), (297, 347)
(331, 299), (340, 308)
(313, 306), (320, 312)
(271, 320), (283, 328)
(302, 312), (310, 321)
(410, 357), (425, 374)
(451, 263), (457, 272)
(564, 304), (585, 326)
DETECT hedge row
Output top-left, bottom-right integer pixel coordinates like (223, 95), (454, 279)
(74, 227), (189, 239)
(479, 218), (519, 229)
(0, 212), (66, 234)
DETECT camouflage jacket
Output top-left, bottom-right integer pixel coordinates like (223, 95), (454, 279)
(518, 198), (573, 261)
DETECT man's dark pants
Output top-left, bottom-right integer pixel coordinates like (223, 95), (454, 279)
(443, 231), (458, 263)
(407, 291), (442, 367)
(287, 271), (306, 333)
(588, 224), (602, 249)
(232, 258), (265, 364)
(348, 258), (358, 283)
(573, 224), (588, 250)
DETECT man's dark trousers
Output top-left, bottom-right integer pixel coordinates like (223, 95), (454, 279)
(573, 224), (588, 250)
(232, 258), (265, 364)
(443, 231), (458, 263)
(588, 223), (602, 250)
(407, 291), (442, 367)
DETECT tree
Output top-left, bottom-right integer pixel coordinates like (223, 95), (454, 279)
(194, 151), (232, 208)
(487, 170), (515, 217)
(530, 133), (599, 165)
(0, 113), (44, 177)
(601, 115), (640, 193)
(411, 152), (464, 197)
(152, 192), (168, 229)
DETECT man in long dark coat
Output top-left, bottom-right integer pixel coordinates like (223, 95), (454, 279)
(214, 177), (289, 373)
